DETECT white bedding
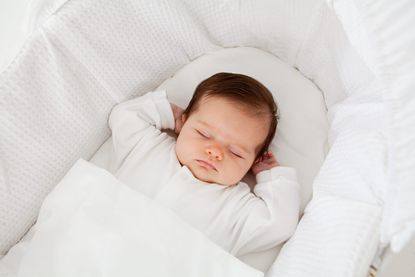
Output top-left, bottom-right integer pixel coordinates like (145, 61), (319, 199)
(2, 0), (413, 276)
(0, 159), (263, 277)
(89, 46), (328, 272)
(0, 0), (32, 72)
(0, 0), (350, 256)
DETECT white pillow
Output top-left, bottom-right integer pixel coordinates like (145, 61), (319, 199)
(90, 46), (329, 272)
(163, 47), (328, 208)
(93, 46), (328, 211)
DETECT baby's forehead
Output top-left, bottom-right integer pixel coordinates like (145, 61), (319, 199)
(198, 95), (267, 115)
(196, 101), (269, 140)
(198, 96), (269, 124)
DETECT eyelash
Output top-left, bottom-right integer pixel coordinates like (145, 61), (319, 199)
(230, 151), (243, 159)
(196, 129), (243, 159)
(196, 130), (209, 138)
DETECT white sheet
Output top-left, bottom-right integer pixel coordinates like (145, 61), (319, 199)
(0, 159), (263, 277)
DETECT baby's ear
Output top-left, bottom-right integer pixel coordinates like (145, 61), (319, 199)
(181, 113), (187, 123)
(252, 151), (267, 166)
(252, 156), (261, 166)
(175, 114), (186, 135)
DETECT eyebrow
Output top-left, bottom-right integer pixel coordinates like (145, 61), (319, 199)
(198, 120), (251, 154)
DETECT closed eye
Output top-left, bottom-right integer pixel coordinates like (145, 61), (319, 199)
(230, 150), (243, 159)
(196, 129), (210, 138)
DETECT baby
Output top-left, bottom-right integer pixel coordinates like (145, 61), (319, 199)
(108, 72), (300, 257)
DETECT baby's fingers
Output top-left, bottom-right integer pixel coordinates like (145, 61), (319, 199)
(262, 151), (274, 160)
(262, 151), (280, 166)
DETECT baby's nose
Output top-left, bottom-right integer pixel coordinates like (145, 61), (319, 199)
(205, 147), (223, 161)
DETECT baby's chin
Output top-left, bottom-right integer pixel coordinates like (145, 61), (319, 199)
(187, 163), (218, 183)
(190, 165), (241, 186)
(177, 157), (241, 186)
(183, 162), (223, 185)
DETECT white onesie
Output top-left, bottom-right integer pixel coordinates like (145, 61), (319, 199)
(108, 90), (300, 256)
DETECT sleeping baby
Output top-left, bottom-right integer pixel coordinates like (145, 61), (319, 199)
(108, 72), (300, 256)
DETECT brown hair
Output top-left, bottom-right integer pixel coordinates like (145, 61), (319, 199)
(183, 72), (278, 159)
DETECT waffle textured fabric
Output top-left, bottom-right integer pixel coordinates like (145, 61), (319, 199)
(330, 0), (415, 254)
(0, 1), (391, 276)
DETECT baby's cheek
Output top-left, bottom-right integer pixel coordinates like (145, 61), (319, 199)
(238, 158), (253, 172)
(227, 163), (248, 185)
(175, 139), (186, 163)
(177, 135), (196, 162)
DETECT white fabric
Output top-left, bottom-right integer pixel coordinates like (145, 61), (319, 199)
(0, 159), (263, 277)
(329, 0), (415, 254)
(90, 46), (327, 272)
(22, 0), (68, 35)
(266, 86), (386, 277)
(107, 89), (300, 256)
(0, 0), (339, 255)
(0, 0), (400, 276)
(0, 0), (33, 73)
(267, 195), (381, 277)
(93, 47), (329, 212)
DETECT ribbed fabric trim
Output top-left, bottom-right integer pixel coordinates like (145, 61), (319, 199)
(267, 195), (381, 277)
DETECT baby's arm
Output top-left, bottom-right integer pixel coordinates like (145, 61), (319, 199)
(233, 152), (301, 256)
(108, 90), (175, 170)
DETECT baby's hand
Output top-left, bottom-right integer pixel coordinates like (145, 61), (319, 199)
(251, 151), (280, 175)
(170, 103), (184, 134)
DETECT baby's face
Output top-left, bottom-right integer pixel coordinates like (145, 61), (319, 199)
(175, 96), (269, 186)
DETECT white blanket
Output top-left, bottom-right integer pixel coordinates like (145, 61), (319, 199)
(0, 159), (262, 277)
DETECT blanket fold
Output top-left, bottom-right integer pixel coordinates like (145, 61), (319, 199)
(0, 159), (262, 277)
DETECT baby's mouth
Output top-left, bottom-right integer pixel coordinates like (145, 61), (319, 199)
(196, 159), (217, 171)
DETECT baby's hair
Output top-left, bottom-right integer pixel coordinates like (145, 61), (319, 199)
(183, 72), (278, 159)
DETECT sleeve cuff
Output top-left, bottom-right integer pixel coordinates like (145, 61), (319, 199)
(152, 90), (175, 130)
(256, 166), (298, 184)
